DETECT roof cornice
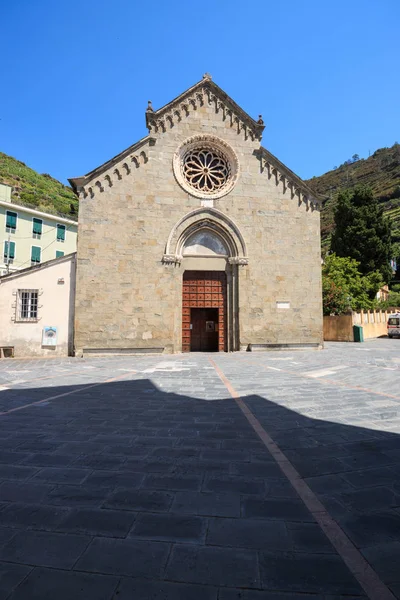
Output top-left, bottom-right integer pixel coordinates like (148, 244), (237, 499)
(256, 146), (321, 211)
(0, 252), (76, 282)
(0, 200), (78, 225)
(145, 74), (265, 142)
(68, 135), (151, 195)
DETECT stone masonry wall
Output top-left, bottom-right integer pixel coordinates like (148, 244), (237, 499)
(74, 96), (323, 353)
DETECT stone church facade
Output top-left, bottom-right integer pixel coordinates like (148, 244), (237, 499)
(70, 75), (323, 354)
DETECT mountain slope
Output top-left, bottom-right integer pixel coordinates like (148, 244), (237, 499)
(0, 152), (78, 219)
(305, 144), (400, 249)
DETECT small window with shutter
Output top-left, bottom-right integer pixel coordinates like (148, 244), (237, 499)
(6, 211), (17, 233)
(4, 241), (15, 264)
(32, 218), (42, 239)
(31, 246), (41, 265)
(57, 224), (66, 242)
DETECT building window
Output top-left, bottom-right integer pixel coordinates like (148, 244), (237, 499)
(4, 241), (15, 264)
(31, 246), (41, 265)
(32, 218), (42, 239)
(56, 250), (64, 258)
(17, 289), (39, 321)
(6, 211), (17, 233)
(57, 224), (66, 242)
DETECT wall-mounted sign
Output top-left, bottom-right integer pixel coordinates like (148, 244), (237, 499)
(42, 326), (58, 346)
(276, 301), (290, 309)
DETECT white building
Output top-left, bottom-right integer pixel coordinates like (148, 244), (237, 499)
(0, 253), (76, 357)
(0, 183), (78, 276)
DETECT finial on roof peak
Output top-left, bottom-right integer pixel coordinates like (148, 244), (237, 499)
(257, 115), (264, 125)
(202, 73), (212, 81)
(146, 100), (154, 112)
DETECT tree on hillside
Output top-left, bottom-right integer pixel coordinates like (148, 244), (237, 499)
(330, 186), (392, 282)
(322, 253), (383, 315)
(352, 154), (360, 162)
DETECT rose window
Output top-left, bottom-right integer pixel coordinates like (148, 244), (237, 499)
(183, 149), (229, 194)
(173, 135), (239, 199)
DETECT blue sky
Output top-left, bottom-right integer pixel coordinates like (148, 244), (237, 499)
(2, 0), (399, 185)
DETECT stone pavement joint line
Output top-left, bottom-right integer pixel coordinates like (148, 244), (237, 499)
(241, 357), (400, 401)
(0, 371), (136, 416)
(209, 357), (397, 600)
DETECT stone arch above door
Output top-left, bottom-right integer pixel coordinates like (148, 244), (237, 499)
(162, 207), (248, 266)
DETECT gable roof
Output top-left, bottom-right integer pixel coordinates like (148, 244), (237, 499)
(69, 75), (318, 207)
(0, 252), (76, 283)
(145, 74), (265, 141)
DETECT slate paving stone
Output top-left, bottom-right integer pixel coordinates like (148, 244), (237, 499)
(71, 455), (126, 469)
(287, 522), (336, 554)
(0, 465), (38, 481)
(207, 517), (290, 550)
(0, 451), (32, 465)
(230, 462), (284, 478)
(31, 467), (91, 485)
(75, 537), (170, 578)
(0, 482), (53, 504)
(104, 489), (174, 512)
(335, 486), (400, 513)
(16, 441), (62, 453)
(289, 457), (348, 478)
(203, 476), (265, 495)
(7, 567), (119, 600)
(304, 474), (354, 494)
(266, 480), (299, 499)
(171, 491), (241, 517)
(83, 470), (144, 489)
(114, 578), (218, 600)
(217, 590), (363, 600)
(105, 444), (149, 456)
(361, 542), (400, 584)
(164, 544), (260, 588)
(339, 511), (400, 546)
(0, 503), (70, 531)
(130, 512), (207, 543)
(340, 466), (399, 488)
(258, 551), (363, 594)
(339, 451), (396, 470)
(121, 459), (173, 473)
(57, 508), (136, 537)
(151, 448), (200, 459)
(0, 562), (32, 600)
(142, 474), (202, 491)
(241, 497), (314, 522)
(20, 453), (74, 467)
(0, 530), (90, 569)
(0, 527), (17, 545)
(45, 485), (110, 507)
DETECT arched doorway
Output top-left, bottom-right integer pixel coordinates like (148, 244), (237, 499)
(163, 208), (248, 352)
(180, 229), (227, 352)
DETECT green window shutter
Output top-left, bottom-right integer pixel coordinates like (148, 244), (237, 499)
(6, 211), (17, 229)
(57, 224), (66, 241)
(4, 241), (15, 259)
(33, 218), (42, 234)
(56, 250), (64, 258)
(31, 246), (41, 263)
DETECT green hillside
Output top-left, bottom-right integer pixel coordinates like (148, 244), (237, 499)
(305, 144), (400, 251)
(0, 152), (78, 219)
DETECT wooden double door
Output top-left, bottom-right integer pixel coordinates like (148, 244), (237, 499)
(182, 271), (226, 352)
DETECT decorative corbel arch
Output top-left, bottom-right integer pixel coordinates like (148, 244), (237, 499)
(162, 207), (248, 265)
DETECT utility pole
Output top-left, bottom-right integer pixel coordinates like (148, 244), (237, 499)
(5, 233), (10, 274)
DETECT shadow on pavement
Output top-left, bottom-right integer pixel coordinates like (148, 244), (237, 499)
(0, 377), (399, 599)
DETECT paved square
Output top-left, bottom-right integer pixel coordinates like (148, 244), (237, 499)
(0, 340), (399, 598)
